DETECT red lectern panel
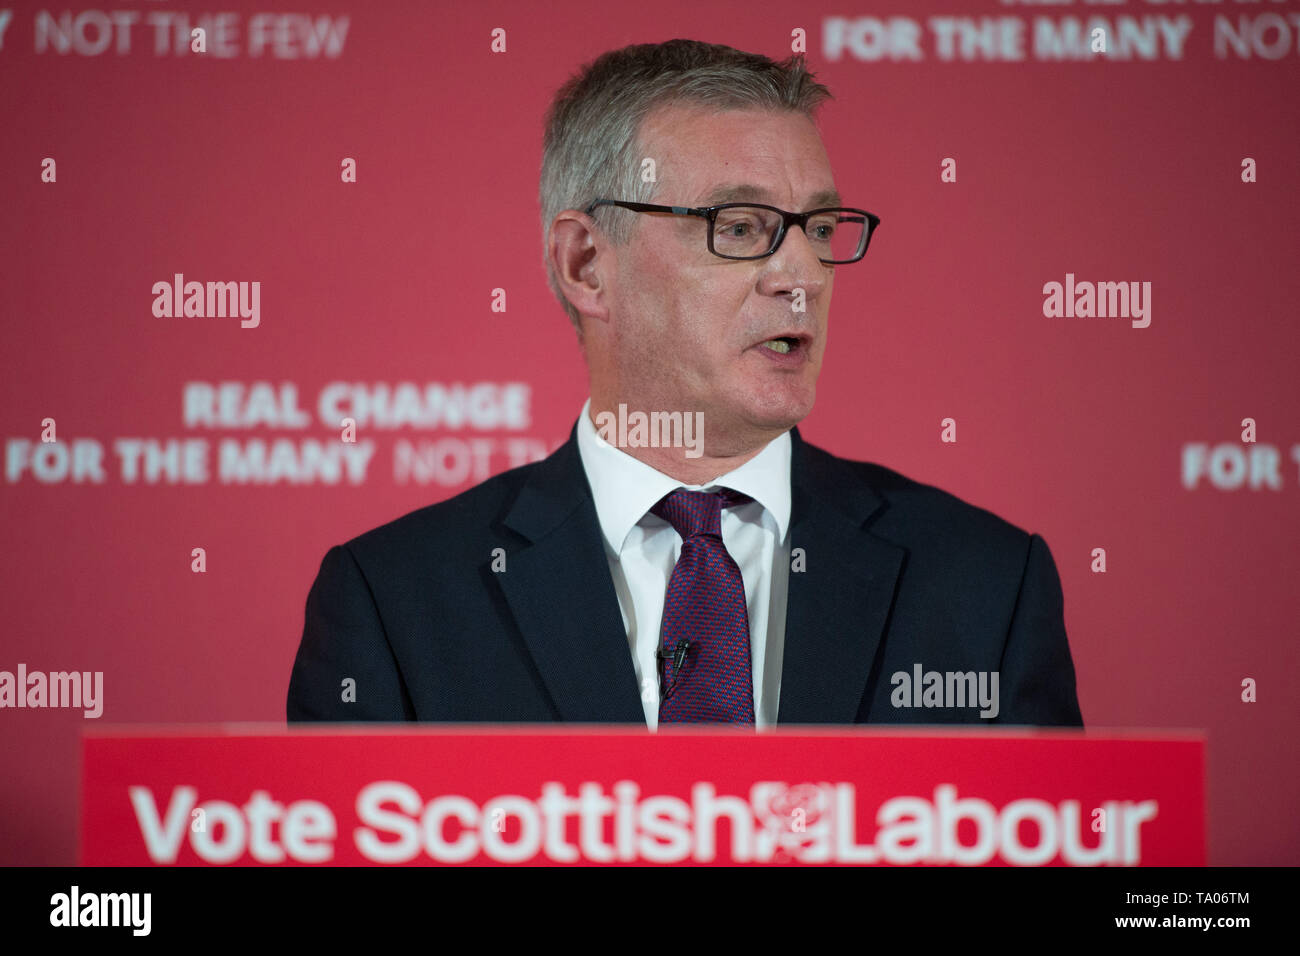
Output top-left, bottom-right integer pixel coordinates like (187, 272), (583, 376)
(81, 726), (1204, 866)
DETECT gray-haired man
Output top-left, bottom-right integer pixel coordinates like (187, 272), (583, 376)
(289, 39), (1083, 729)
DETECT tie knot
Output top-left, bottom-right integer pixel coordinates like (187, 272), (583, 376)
(650, 487), (752, 539)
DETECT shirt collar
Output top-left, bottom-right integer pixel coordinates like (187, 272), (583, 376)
(575, 396), (792, 556)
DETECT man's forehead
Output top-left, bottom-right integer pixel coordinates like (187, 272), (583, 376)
(640, 103), (838, 207)
(698, 183), (842, 208)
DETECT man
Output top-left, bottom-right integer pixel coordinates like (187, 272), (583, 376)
(287, 39), (1083, 728)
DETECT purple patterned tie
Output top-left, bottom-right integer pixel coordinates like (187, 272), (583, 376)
(651, 487), (755, 724)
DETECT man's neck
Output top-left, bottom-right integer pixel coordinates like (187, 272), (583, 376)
(586, 401), (782, 485)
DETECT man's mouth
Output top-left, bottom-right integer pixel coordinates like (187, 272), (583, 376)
(758, 335), (809, 356)
(761, 338), (795, 354)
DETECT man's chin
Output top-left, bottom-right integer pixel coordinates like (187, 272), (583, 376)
(680, 386), (814, 456)
(732, 394), (814, 440)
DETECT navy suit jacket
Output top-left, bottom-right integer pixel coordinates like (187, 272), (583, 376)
(287, 424), (1083, 726)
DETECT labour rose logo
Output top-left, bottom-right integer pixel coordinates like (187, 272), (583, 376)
(751, 782), (834, 861)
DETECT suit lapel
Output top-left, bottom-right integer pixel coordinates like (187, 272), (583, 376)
(495, 422), (904, 726)
(778, 428), (905, 723)
(496, 427), (645, 722)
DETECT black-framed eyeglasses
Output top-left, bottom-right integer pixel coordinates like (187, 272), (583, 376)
(584, 199), (880, 264)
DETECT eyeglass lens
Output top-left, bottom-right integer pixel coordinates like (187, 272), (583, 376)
(711, 206), (866, 261)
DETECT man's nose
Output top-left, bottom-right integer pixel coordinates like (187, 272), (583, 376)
(760, 225), (830, 299)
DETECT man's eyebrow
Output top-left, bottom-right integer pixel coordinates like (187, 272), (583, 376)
(807, 188), (843, 208)
(697, 184), (768, 204)
(697, 184), (843, 209)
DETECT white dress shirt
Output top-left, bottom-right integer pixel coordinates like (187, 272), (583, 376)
(575, 397), (792, 730)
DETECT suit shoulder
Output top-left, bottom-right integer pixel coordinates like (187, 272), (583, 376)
(340, 454), (546, 560)
(804, 440), (1035, 552)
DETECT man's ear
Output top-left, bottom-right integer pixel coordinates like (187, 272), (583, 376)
(549, 211), (611, 324)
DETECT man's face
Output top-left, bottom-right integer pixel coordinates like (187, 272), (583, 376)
(602, 103), (838, 456)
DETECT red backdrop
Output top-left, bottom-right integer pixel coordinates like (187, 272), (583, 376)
(2, 0), (1297, 865)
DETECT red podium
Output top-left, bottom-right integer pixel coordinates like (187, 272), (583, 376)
(81, 725), (1205, 866)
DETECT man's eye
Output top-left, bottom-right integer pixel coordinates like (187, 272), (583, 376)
(808, 218), (838, 241)
(716, 218), (758, 238)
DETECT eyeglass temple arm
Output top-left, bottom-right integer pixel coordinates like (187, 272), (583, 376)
(584, 200), (707, 218)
